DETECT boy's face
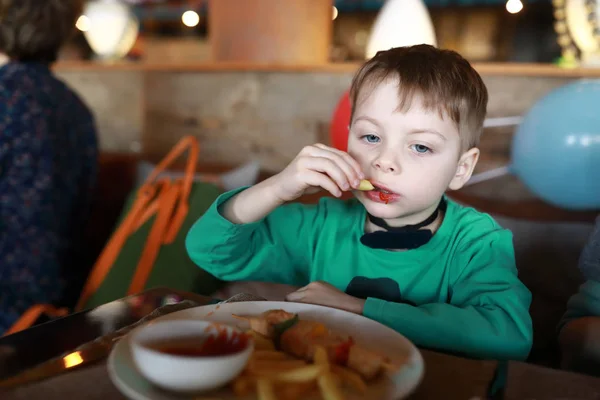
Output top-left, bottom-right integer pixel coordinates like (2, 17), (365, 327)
(347, 78), (479, 223)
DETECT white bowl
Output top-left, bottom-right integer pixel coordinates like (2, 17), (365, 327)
(129, 319), (253, 393)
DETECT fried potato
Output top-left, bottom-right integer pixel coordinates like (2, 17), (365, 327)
(252, 350), (291, 360)
(233, 323), (385, 399)
(256, 379), (277, 400)
(332, 365), (367, 394)
(277, 381), (316, 400)
(249, 359), (308, 373)
(357, 179), (375, 191)
(313, 346), (344, 400)
(271, 365), (324, 382)
(231, 376), (254, 397)
(246, 330), (276, 351)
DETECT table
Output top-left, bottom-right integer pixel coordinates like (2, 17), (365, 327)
(2, 287), (600, 399)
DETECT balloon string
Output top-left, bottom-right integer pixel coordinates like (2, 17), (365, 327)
(465, 166), (511, 187)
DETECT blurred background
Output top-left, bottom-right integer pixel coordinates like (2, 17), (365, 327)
(61, 0), (568, 64)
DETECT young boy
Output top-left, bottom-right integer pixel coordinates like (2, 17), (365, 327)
(186, 45), (533, 361)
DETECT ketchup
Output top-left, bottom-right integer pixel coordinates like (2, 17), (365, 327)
(155, 324), (250, 357)
(333, 337), (355, 365)
(378, 191), (391, 204)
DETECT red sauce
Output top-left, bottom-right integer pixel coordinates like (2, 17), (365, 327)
(333, 337), (355, 365)
(378, 191), (391, 204)
(154, 324), (251, 357)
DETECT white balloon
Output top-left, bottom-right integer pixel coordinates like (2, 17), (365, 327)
(365, 0), (437, 60)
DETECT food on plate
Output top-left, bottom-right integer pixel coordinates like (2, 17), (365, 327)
(357, 179), (375, 191)
(232, 342), (366, 400)
(233, 309), (392, 380)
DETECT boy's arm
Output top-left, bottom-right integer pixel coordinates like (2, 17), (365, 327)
(363, 230), (533, 361)
(185, 187), (321, 286)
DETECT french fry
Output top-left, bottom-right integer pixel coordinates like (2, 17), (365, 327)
(318, 373), (345, 400)
(277, 381), (317, 400)
(256, 379), (277, 400)
(252, 350), (290, 360)
(246, 330), (276, 351)
(231, 376), (254, 397)
(313, 346), (329, 367)
(357, 179), (374, 191)
(249, 359), (308, 374)
(331, 365), (367, 394)
(271, 365), (324, 382)
(313, 345), (345, 400)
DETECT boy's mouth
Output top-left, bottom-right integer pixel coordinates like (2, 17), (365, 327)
(364, 182), (401, 204)
(370, 182), (398, 195)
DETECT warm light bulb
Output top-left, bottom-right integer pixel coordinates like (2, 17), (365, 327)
(76, 15), (91, 32)
(506, 0), (523, 14)
(332, 6), (338, 20)
(182, 10), (200, 27)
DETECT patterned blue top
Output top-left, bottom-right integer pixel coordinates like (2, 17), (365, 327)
(0, 62), (98, 333)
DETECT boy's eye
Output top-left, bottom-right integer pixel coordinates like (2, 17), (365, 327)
(411, 144), (431, 154)
(362, 134), (380, 143)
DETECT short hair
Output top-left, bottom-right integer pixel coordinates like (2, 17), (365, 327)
(0, 0), (83, 63)
(349, 44), (488, 151)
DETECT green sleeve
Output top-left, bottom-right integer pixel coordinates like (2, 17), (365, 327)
(363, 230), (533, 361)
(185, 187), (319, 286)
(559, 280), (600, 332)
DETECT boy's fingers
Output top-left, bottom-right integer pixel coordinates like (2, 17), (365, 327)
(308, 147), (360, 188)
(286, 291), (304, 301)
(315, 144), (365, 181)
(303, 170), (343, 198)
(301, 157), (350, 193)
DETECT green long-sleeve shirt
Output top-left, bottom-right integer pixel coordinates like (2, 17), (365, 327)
(186, 188), (533, 361)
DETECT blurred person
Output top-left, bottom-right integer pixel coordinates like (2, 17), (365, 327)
(0, 0), (98, 334)
(559, 216), (600, 375)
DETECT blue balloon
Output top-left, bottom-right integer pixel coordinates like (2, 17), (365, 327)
(511, 79), (600, 210)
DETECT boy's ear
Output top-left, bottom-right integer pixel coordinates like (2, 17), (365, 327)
(448, 147), (480, 191)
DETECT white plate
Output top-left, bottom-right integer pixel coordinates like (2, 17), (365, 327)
(108, 301), (425, 400)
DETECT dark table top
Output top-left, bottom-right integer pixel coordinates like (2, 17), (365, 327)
(2, 287), (600, 399)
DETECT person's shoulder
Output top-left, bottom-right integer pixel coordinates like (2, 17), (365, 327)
(0, 63), (34, 101)
(445, 197), (512, 248)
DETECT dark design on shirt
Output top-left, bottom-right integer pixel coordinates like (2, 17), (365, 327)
(345, 276), (416, 306)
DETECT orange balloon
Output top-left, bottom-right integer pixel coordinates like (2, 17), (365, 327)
(329, 90), (351, 151)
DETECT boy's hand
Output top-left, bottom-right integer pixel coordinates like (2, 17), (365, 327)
(270, 144), (364, 203)
(285, 281), (366, 314)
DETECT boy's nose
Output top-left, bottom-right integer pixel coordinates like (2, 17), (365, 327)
(374, 159), (398, 173)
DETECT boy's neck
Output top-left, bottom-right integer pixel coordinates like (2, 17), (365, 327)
(364, 201), (445, 236)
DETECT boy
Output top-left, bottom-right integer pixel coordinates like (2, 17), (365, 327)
(186, 45), (533, 361)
